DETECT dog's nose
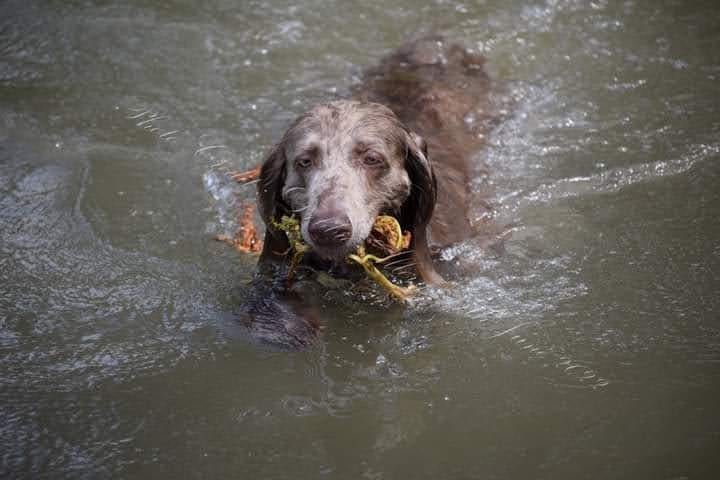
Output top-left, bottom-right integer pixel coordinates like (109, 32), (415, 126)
(307, 213), (353, 247)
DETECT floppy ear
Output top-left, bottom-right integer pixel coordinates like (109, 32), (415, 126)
(256, 144), (290, 265)
(400, 131), (445, 286)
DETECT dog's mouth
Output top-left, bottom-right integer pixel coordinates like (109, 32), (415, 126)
(306, 243), (357, 261)
(301, 231), (364, 261)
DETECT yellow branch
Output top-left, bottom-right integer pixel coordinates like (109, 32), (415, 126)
(272, 215), (415, 301)
(347, 251), (415, 301)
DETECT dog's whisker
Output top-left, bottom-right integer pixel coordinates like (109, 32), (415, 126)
(383, 258), (413, 268)
(283, 186), (307, 195)
(391, 262), (417, 272)
(380, 250), (415, 264)
(323, 224), (350, 233)
(292, 206), (309, 213)
(310, 218), (338, 227)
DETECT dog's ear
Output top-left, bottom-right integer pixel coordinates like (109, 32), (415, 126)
(400, 132), (434, 226)
(400, 131), (445, 286)
(257, 143), (286, 227)
(257, 143), (290, 265)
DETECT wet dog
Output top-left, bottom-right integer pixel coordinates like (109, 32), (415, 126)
(243, 36), (494, 347)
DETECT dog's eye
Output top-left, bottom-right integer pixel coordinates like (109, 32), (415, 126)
(363, 153), (385, 167)
(295, 156), (312, 169)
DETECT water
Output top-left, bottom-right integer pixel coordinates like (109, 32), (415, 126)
(2, 0), (719, 478)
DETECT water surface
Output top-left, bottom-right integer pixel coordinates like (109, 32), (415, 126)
(1, 0), (719, 478)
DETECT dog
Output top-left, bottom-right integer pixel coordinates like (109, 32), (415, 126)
(242, 36), (494, 347)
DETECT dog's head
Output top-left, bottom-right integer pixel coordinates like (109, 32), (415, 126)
(258, 100), (441, 284)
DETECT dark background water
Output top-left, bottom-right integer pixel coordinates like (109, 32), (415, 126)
(1, 0), (719, 478)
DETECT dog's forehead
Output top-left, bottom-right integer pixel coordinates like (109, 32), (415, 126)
(290, 102), (404, 153)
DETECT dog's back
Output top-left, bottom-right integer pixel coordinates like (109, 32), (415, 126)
(353, 35), (493, 249)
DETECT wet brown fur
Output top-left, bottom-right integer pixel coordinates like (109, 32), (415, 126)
(257, 35), (493, 284)
(354, 35), (494, 248)
(245, 36), (494, 347)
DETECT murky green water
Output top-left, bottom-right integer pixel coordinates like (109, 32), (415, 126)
(2, 0), (719, 478)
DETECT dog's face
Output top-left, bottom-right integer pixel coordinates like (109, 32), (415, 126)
(280, 102), (413, 259)
(259, 101), (436, 263)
